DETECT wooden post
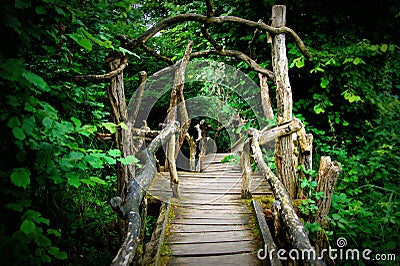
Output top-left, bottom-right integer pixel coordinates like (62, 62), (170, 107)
(259, 73), (274, 122)
(240, 139), (252, 199)
(186, 133), (197, 171)
(311, 156), (341, 225)
(106, 55), (136, 199)
(271, 5), (297, 199)
(297, 128), (314, 198)
(111, 121), (179, 266)
(249, 129), (326, 266)
(311, 156), (341, 258)
(165, 41), (193, 196)
(166, 133), (179, 197)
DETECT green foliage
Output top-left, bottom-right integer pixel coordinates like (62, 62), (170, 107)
(221, 154), (240, 165)
(0, 0), (130, 263)
(297, 170), (324, 217)
(1, 0), (399, 263)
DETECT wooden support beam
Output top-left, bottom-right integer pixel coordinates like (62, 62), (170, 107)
(312, 156), (341, 225)
(165, 41), (193, 196)
(240, 139), (252, 199)
(110, 121), (179, 266)
(185, 133), (197, 171)
(271, 5), (297, 199)
(259, 73), (274, 122)
(249, 128), (325, 266)
(259, 118), (304, 146)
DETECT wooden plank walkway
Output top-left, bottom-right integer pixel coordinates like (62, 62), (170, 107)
(148, 153), (272, 265)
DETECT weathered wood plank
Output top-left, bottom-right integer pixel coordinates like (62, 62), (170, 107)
(167, 253), (262, 266)
(151, 187), (271, 195)
(169, 224), (249, 233)
(174, 208), (252, 215)
(167, 240), (259, 256)
(155, 152), (271, 265)
(174, 212), (250, 219)
(150, 182), (268, 189)
(170, 217), (251, 225)
(175, 204), (251, 211)
(167, 230), (255, 244)
(176, 200), (249, 206)
(253, 200), (282, 266)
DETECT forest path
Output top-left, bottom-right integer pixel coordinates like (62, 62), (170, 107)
(148, 153), (271, 265)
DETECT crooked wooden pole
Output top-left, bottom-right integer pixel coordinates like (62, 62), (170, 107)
(165, 41), (193, 197)
(110, 121), (179, 266)
(259, 72), (274, 122)
(271, 5), (298, 199)
(176, 41), (194, 154)
(107, 55), (135, 199)
(250, 129), (325, 266)
(240, 139), (252, 199)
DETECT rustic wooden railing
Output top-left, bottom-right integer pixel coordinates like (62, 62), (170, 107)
(110, 121), (179, 265)
(76, 3), (343, 265)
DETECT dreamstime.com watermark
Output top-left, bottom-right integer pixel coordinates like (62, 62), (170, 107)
(257, 237), (397, 262)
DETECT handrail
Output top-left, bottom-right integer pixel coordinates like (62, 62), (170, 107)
(242, 127), (325, 266)
(110, 121), (179, 266)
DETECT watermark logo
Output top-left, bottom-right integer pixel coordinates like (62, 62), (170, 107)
(257, 237), (397, 262)
(129, 60), (268, 203)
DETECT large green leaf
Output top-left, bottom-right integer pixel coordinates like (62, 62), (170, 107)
(89, 176), (106, 185)
(66, 173), (80, 188)
(67, 33), (92, 51)
(10, 168), (30, 188)
(22, 71), (49, 92)
(20, 220), (35, 235)
(42, 117), (53, 129)
(101, 122), (117, 133)
(119, 155), (139, 165)
(12, 127), (25, 140)
(1, 59), (24, 82)
(108, 149), (122, 158)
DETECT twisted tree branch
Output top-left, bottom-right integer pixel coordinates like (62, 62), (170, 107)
(249, 19), (263, 59)
(205, 0), (215, 17)
(190, 48), (275, 81)
(75, 56), (128, 80)
(201, 24), (223, 51)
(120, 14), (311, 59)
(141, 43), (173, 65)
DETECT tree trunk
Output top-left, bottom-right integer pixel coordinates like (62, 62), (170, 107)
(311, 156), (341, 225)
(271, 5), (297, 199)
(249, 128), (325, 266)
(107, 55), (135, 199)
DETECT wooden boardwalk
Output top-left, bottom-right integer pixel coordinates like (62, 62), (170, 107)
(148, 153), (271, 265)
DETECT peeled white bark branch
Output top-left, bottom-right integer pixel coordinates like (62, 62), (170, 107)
(249, 128), (325, 266)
